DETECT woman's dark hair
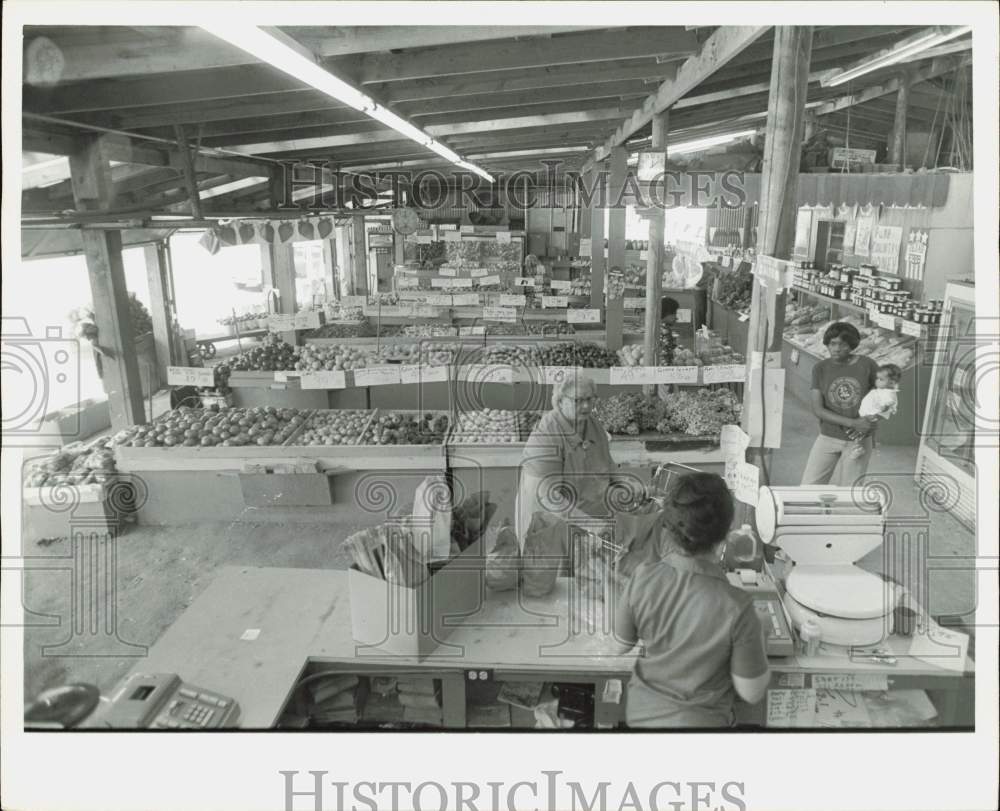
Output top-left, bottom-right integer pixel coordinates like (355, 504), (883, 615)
(663, 472), (734, 554)
(661, 297), (680, 319)
(822, 321), (861, 349)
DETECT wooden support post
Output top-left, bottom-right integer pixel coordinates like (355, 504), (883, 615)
(889, 73), (911, 169)
(589, 167), (606, 310)
(741, 204), (756, 250)
(268, 241), (298, 345)
(605, 145), (628, 351)
(740, 26), (813, 487)
(393, 230), (405, 268)
(351, 214), (369, 298)
(322, 231), (340, 302)
(69, 134), (146, 429)
(143, 242), (174, 384)
(643, 110), (669, 392)
(173, 124), (202, 219)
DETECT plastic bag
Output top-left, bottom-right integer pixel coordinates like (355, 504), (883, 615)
(412, 474), (452, 560)
(485, 522), (520, 592)
(521, 512), (570, 598)
(452, 491), (497, 551)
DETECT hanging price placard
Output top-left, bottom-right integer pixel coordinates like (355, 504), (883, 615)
(676, 308), (692, 323)
(541, 366), (581, 384)
(353, 366), (402, 387)
(167, 366), (216, 387)
(267, 314), (296, 332)
(579, 238), (592, 257)
(399, 365), (450, 385)
(484, 306), (517, 322)
(299, 370), (347, 389)
(499, 294), (526, 307)
(734, 461), (760, 506)
(567, 308), (601, 324)
(542, 295), (568, 308)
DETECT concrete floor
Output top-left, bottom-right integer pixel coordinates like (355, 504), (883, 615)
(20, 390), (978, 704)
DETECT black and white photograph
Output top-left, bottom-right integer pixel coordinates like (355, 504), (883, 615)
(2, 3), (997, 810)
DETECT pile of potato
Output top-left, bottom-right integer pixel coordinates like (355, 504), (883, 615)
(292, 410), (372, 446)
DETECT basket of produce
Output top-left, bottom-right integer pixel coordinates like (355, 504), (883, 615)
(359, 410), (450, 450)
(115, 405), (309, 448)
(446, 409), (522, 446)
(289, 410), (374, 446)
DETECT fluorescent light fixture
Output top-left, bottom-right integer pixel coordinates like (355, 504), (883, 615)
(667, 128), (758, 156)
(823, 26), (972, 87)
(201, 25), (494, 180)
(455, 161), (495, 182)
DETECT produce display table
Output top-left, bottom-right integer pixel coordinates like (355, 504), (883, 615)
(97, 565), (973, 730)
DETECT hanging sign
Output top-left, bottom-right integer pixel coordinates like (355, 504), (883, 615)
(753, 255), (796, 290)
(579, 238), (592, 257)
(542, 295), (568, 308)
(830, 147), (877, 169)
(353, 366), (402, 387)
(567, 308), (602, 324)
(734, 461), (760, 506)
(483, 306), (517, 322)
(870, 225), (904, 275)
(874, 311), (897, 331)
(499, 294), (527, 307)
(676, 308), (692, 323)
(904, 229), (929, 280)
(167, 366), (216, 387)
(701, 364), (746, 384)
(299, 370), (347, 389)
(399, 365), (449, 385)
(267, 314), (296, 332)
(854, 216), (874, 258)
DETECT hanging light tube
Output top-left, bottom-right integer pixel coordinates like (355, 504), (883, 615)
(201, 25), (494, 181)
(823, 26), (971, 87)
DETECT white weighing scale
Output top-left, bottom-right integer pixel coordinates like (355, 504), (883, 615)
(755, 486), (898, 647)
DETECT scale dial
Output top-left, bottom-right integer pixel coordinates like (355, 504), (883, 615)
(392, 208), (421, 235)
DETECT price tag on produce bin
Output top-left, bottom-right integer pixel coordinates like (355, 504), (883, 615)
(267, 314), (295, 332)
(702, 364), (746, 384)
(459, 326), (486, 336)
(900, 320), (923, 338)
(445, 278), (474, 289)
(875, 311), (897, 331)
(470, 268), (488, 278)
(623, 297), (646, 309)
(499, 294), (526, 307)
(513, 277), (534, 286)
(477, 274), (501, 286)
(609, 366), (658, 385)
(639, 250), (649, 260)
(399, 365), (449, 385)
(340, 295), (366, 308)
(300, 370), (347, 389)
(167, 366), (215, 387)
(550, 279), (572, 291)
(416, 235), (432, 244)
(676, 308), (691, 323)
(452, 293), (480, 307)
(734, 461), (760, 506)
(542, 366), (582, 385)
(439, 268), (457, 277)
(567, 308), (601, 324)
(293, 311), (321, 330)
(463, 364), (513, 384)
(497, 231), (512, 244)
(444, 230), (462, 242)
(542, 295), (568, 308)
(353, 366), (402, 387)
(654, 365), (699, 384)
(484, 306), (517, 323)
(424, 294), (452, 307)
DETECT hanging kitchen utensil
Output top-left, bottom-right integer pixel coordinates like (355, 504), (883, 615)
(317, 217), (333, 239)
(259, 221), (275, 243)
(278, 221), (295, 242)
(217, 224), (237, 246)
(239, 222), (256, 244)
(298, 219), (315, 240)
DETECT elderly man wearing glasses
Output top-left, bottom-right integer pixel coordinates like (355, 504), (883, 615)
(516, 374), (617, 547)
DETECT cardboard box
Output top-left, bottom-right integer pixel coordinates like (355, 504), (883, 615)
(349, 538), (484, 659)
(22, 482), (119, 543)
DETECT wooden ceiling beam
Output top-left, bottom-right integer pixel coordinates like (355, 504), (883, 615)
(811, 54), (971, 117)
(23, 25), (596, 83)
(356, 29), (699, 84)
(376, 60), (677, 104)
(586, 25), (768, 168)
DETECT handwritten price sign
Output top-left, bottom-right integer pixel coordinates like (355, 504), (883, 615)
(550, 279), (572, 291)
(462, 364), (513, 384)
(484, 306), (517, 322)
(623, 297), (646, 309)
(399, 365), (449, 385)
(353, 366), (402, 387)
(167, 366), (215, 387)
(451, 293), (480, 306)
(567, 308), (601, 324)
(439, 268), (458, 277)
(293, 311), (321, 330)
(900, 319), (923, 338)
(656, 366), (699, 384)
(499, 294), (526, 307)
(267, 314), (295, 332)
(458, 326), (486, 336)
(701, 364), (746, 384)
(299, 370), (347, 389)
(470, 268), (489, 278)
(542, 295), (568, 309)
(477, 275), (501, 286)
(513, 277), (535, 286)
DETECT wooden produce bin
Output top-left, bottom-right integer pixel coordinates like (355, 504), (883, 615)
(22, 481), (127, 543)
(227, 372), (335, 410)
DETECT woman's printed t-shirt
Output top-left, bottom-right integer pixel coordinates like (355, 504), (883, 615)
(617, 554), (768, 728)
(811, 355), (879, 440)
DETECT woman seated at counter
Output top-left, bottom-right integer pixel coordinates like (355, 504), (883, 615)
(614, 472), (770, 727)
(516, 375), (616, 547)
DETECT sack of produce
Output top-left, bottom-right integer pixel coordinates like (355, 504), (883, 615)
(451, 491), (498, 551)
(484, 522), (520, 591)
(383, 524), (430, 588)
(521, 512), (570, 597)
(411, 474), (453, 560)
